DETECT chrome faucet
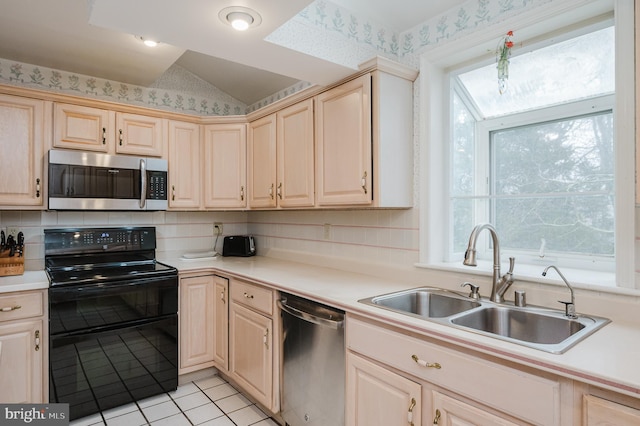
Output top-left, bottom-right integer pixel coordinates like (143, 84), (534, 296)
(542, 265), (577, 319)
(463, 223), (515, 303)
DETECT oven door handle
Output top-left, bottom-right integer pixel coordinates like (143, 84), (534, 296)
(49, 277), (177, 299)
(139, 158), (147, 209)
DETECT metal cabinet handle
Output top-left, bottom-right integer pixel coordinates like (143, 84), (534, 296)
(171, 185), (175, 201)
(220, 289), (226, 304)
(0, 305), (21, 312)
(277, 182), (282, 200)
(408, 398), (416, 426)
(36, 178), (41, 198)
(361, 171), (368, 194)
(118, 129), (123, 145)
(240, 186), (245, 201)
(243, 292), (254, 299)
(263, 328), (269, 349)
(412, 354), (441, 369)
(433, 409), (441, 425)
(269, 183), (274, 200)
(102, 127), (106, 144)
(35, 330), (40, 351)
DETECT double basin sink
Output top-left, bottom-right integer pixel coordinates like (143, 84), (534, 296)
(359, 287), (609, 354)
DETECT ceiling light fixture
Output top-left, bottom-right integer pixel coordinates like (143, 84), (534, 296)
(137, 36), (159, 47)
(219, 6), (262, 31)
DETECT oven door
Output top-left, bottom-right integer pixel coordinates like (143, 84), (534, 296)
(49, 315), (177, 420)
(49, 276), (177, 335)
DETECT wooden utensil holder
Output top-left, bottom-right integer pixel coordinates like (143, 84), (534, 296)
(0, 248), (25, 276)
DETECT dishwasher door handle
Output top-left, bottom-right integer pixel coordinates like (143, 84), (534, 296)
(278, 300), (344, 329)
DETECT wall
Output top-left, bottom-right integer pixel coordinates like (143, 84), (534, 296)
(0, 210), (248, 270)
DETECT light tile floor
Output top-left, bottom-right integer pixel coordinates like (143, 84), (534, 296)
(70, 374), (280, 426)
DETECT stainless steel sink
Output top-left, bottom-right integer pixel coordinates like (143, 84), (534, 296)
(360, 287), (481, 318)
(449, 305), (609, 353)
(359, 287), (610, 354)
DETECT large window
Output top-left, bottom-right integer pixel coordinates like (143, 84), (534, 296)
(421, 0), (636, 288)
(449, 24), (615, 270)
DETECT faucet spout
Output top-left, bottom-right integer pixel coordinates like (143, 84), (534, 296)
(542, 265), (577, 319)
(463, 223), (515, 303)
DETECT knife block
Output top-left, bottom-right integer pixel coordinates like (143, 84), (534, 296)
(0, 248), (24, 276)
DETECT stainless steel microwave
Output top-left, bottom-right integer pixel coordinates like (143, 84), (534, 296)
(48, 149), (168, 211)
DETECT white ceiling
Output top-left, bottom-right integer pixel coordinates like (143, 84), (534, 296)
(0, 0), (463, 105)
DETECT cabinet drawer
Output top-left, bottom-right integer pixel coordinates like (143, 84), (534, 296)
(231, 279), (273, 315)
(347, 316), (561, 426)
(0, 291), (44, 322)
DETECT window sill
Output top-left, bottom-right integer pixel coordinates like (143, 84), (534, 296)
(415, 259), (623, 294)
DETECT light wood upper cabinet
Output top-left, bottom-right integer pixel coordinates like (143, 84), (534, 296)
(115, 112), (164, 157)
(277, 99), (315, 208)
(202, 123), (247, 209)
(315, 74), (372, 206)
(248, 114), (277, 208)
(54, 103), (164, 157)
(0, 290), (46, 403)
(315, 68), (414, 208)
(0, 94), (48, 207)
(168, 120), (201, 209)
(248, 99), (314, 209)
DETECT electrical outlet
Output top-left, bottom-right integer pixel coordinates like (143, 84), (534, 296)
(214, 222), (223, 235)
(6, 226), (20, 238)
(323, 223), (331, 240)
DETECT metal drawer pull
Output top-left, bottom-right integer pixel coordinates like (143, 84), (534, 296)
(361, 171), (368, 194)
(408, 398), (416, 426)
(433, 409), (441, 425)
(35, 330), (40, 351)
(243, 292), (254, 299)
(263, 328), (269, 349)
(0, 305), (21, 312)
(412, 354), (441, 369)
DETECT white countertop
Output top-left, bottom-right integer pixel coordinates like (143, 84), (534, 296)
(166, 255), (640, 399)
(3, 255), (639, 399)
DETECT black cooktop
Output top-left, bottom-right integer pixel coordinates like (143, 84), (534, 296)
(44, 227), (176, 286)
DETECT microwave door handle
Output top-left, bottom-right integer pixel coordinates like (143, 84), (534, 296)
(139, 159), (147, 209)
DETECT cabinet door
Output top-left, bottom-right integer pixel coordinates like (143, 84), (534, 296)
(347, 351), (421, 426)
(432, 391), (519, 426)
(584, 395), (640, 425)
(203, 123), (247, 209)
(54, 103), (114, 152)
(213, 275), (229, 371)
(0, 95), (46, 207)
(0, 319), (43, 403)
(248, 114), (277, 208)
(277, 99), (315, 208)
(315, 74), (372, 206)
(179, 275), (215, 373)
(230, 302), (273, 409)
(115, 112), (164, 157)
(168, 120), (201, 209)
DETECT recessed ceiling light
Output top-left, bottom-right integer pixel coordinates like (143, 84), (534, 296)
(219, 6), (262, 31)
(137, 36), (159, 47)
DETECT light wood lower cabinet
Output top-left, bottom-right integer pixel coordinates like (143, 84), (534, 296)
(229, 279), (278, 412)
(347, 351), (421, 426)
(0, 290), (46, 403)
(179, 273), (229, 374)
(584, 395), (640, 425)
(347, 316), (562, 426)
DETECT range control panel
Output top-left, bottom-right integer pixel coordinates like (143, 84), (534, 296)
(44, 227), (156, 255)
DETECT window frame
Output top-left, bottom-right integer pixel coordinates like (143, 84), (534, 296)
(418, 0), (635, 289)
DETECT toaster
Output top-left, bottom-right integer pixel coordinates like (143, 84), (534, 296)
(222, 235), (256, 257)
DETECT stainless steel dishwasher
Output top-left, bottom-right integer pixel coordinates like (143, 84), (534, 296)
(278, 293), (345, 426)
